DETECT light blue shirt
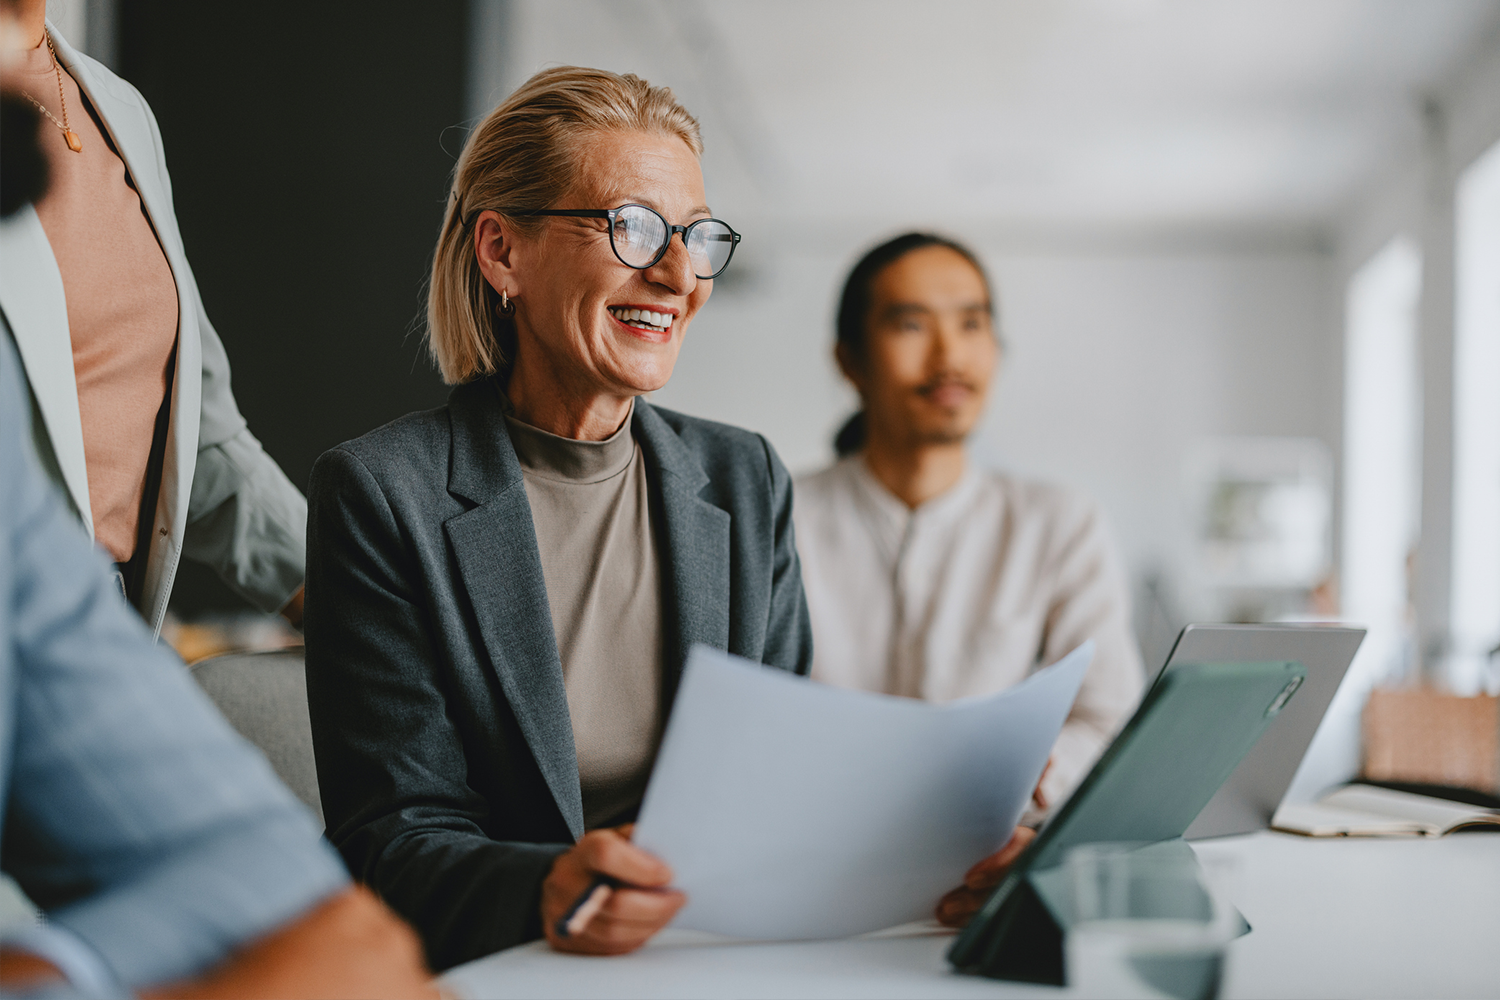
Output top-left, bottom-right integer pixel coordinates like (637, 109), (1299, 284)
(0, 330), (349, 991)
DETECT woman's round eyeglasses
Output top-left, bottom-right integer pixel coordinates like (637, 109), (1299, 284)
(476, 204), (741, 280)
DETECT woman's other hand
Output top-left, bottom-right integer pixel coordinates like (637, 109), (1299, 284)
(541, 826), (686, 955)
(934, 826), (1037, 927)
(1033, 756), (1053, 811)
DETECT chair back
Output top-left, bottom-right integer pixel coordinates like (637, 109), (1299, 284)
(190, 648), (323, 825)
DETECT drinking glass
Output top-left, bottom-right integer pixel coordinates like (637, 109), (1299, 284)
(1064, 843), (1238, 1000)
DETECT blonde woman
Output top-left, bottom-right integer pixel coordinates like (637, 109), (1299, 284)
(303, 68), (812, 968)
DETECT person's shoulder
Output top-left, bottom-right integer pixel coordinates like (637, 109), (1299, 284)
(315, 404), (454, 489)
(56, 38), (173, 186)
(60, 43), (155, 126)
(638, 401), (779, 481)
(643, 402), (766, 453)
(59, 40), (136, 98)
(794, 457), (859, 504)
(980, 469), (1102, 528)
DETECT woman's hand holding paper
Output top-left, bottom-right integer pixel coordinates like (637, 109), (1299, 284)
(935, 758), (1052, 927)
(542, 826), (686, 955)
(934, 825), (1038, 927)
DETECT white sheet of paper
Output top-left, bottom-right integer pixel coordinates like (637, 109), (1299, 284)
(633, 641), (1093, 940)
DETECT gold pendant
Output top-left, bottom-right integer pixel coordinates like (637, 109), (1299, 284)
(64, 129), (82, 152)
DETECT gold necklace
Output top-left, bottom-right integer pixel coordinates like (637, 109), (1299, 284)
(20, 29), (81, 153)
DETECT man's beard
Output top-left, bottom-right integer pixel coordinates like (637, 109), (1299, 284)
(1, 95), (50, 218)
(914, 423), (970, 447)
(911, 378), (981, 446)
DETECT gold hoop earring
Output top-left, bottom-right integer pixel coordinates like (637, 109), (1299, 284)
(498, 290), (515, 316)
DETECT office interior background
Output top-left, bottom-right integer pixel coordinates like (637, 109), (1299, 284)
(46, 0), (1500, 789)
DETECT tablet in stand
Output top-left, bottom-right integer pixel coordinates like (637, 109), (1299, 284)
(947, 659), (1307, 985)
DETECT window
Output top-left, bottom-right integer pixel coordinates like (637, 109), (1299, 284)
(1451, 138), (1500, 694)
(1282, 235), (1428, 803)
(1342, 236), (1422, 682)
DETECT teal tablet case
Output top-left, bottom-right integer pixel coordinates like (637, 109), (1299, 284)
(947, 660), (1307, 984)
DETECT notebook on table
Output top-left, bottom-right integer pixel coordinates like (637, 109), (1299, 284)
(1272, 784), (1500, 837)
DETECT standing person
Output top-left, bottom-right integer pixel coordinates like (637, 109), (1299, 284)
(303, 67), (813, 968)
(794, 233), (1146, 922)
(0, 5), (306, 635)
(0, 19), (431, 994)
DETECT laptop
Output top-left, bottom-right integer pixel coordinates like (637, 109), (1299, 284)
(1157, 623), (1366, 840)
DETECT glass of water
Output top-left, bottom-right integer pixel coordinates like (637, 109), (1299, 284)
(1064, 842), (1238, 1000)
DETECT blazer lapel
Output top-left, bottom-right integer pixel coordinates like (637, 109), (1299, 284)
(442, 382), (584, 839)
(0, 208), (93, 532)
(633, 402), (731, 707)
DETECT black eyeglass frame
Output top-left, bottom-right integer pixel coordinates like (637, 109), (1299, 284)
(469, 204), (742, 279)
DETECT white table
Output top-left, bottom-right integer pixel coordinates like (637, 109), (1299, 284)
(442, 832), (1500, 999)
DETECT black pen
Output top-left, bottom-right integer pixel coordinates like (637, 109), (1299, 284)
(555, 874), (622, 939)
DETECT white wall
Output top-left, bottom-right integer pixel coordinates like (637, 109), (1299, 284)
(971, 251), (1337, 582)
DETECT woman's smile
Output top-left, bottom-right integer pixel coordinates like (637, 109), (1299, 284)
(607, 303), (677, 343)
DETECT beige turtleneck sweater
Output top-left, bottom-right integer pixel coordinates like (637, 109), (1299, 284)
(506, 405), (665, 829)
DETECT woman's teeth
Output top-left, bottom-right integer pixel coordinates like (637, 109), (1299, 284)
(609, 306), (673, 332)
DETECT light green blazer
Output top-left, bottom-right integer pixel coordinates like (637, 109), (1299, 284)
(0, 22), (305, 636)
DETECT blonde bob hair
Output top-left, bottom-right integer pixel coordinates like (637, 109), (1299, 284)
(426, 66), (704, 385)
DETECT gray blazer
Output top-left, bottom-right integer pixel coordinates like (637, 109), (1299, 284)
(0, 22), (306, 633)
(304, 380), (813, 970)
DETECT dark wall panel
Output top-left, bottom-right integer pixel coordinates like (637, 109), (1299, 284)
(119, 1), (467, 614)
